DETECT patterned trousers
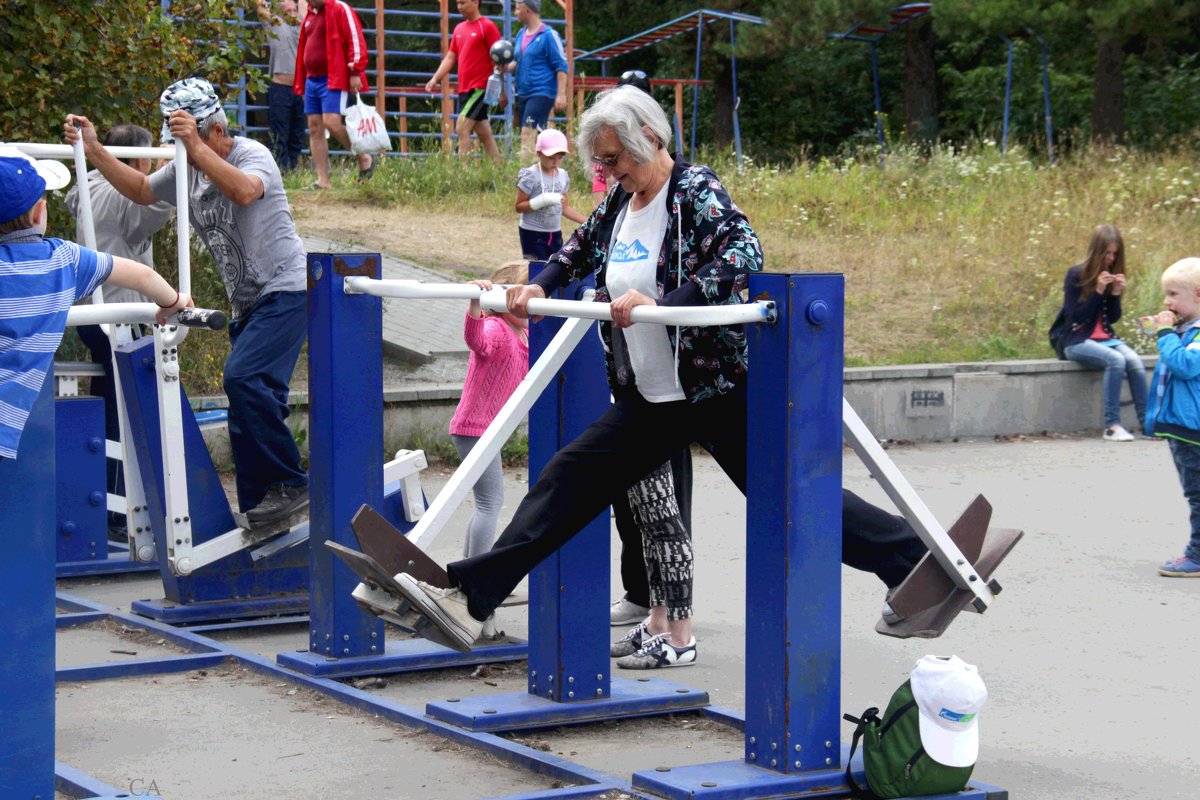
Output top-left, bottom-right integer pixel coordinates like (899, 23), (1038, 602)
(627, 462), (693, 620)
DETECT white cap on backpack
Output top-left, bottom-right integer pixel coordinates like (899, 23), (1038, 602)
(910, 655), (987, 768)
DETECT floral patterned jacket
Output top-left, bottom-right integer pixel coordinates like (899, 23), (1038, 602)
(532, 156), (764, 403)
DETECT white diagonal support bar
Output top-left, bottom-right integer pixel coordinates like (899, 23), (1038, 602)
(842, 397), (996, 608)
(406, 294), (600, 551)
(343, 277), (776, 327)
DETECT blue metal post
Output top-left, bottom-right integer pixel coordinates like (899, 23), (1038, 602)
(0, 374), (56, 798)
(633, 273), (848, 800)
(1001, 36), (1014, 155)
(55, 397), (107, 563)
(730, 18), (743, 167)
(743, 273), (844, 772)
(871, 42), (885, 154)
(1040, 38), (1055, 165)
(525, 271), (611, 703)
(305, 252), (385, 659)
(691, 12), (703, 158)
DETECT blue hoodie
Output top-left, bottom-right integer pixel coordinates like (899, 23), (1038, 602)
(1146, 317), (1200, 444)
(514, 24), (567, 99)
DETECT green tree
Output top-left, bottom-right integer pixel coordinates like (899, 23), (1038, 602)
(0, 0), (269, 143)
(938, 0), (1200, 144)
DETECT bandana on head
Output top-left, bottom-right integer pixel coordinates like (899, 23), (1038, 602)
(158, 78), (224, 144)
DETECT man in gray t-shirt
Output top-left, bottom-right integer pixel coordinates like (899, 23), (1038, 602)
(66, 78), (311, 530)
(147, 134), (307, 320)
(258, 0), (307, 171)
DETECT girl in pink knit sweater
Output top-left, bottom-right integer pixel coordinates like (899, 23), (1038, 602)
(449, 262), (530, 557)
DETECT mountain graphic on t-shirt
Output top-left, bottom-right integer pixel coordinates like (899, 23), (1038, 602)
(610, 239), (650, 263)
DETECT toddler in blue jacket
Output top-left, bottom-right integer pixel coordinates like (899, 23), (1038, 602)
(1146, 257), (1200, 576)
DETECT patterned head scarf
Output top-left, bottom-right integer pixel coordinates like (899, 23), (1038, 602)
(158, 78), (224, 144)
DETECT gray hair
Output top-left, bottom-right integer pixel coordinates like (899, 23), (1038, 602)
(577, 85), (671, 166)
(197, 108), (229, 140)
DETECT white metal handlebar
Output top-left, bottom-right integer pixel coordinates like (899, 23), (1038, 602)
(11, 143), (176, 160)
(343, 277), (776, 326)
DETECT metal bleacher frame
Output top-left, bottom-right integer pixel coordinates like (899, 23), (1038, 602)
(230, 0), (574, 158)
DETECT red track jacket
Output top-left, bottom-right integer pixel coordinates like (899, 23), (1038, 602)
(293, 0), (370, 95)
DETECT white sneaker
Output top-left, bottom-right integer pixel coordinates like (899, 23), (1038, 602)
(1103, 425), (1135, 442)
(610, 620), (650, 657)
(615, 632), (697, 669)
(610, 596), (651, 626)
(394, 574), (483, 654)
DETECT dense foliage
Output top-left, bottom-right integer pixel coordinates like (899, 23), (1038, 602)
(0, 0), (269, 143)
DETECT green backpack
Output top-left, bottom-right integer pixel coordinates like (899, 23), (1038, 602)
(843, 680), (975, 799)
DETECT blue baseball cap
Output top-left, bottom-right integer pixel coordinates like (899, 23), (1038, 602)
(0, 146), (71, 225)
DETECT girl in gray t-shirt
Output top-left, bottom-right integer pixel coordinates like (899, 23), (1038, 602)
(514, 129), (586, 261)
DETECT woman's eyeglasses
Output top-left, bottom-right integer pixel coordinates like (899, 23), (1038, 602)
(591, 147), (625, 168)
(620, 70), (647, 81)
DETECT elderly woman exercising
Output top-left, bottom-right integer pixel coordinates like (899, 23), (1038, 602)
(388, 86), (927, 656)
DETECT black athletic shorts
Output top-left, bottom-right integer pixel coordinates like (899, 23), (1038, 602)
(458, 88), (490, 122)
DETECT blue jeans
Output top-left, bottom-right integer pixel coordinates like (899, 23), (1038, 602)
(1169, 438), (1200, 561)
(1063, 339), (1148, 428)
(226, 290), (308, 512)
(267, 82), (306, 172)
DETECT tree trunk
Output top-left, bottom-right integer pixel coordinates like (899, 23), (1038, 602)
(1091, 39), (1125, 144)
(903, 16), (938, 145)
(713, 59), (734, 148)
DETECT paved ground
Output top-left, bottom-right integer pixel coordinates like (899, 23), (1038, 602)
(302, 235), (470, 366)
(55, 435), (1199, 799)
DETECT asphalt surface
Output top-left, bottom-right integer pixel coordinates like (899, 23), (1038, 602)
(53, 432), (1200, 799)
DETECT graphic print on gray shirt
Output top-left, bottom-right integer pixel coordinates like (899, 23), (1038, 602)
(148, 137), (306, 320)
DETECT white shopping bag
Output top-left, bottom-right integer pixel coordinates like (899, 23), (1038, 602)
(345, 94), (391, 155)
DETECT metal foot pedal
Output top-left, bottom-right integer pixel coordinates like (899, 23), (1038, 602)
(328, 540), (462, 652)
(876, 494), (1023, 639)
(350, 504), (450, 588)
(233, 508), (309, 543)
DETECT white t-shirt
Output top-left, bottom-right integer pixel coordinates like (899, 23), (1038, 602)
(606, 181), (684, 403)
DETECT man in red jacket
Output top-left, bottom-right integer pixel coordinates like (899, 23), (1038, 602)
(294, 0), (374, 188)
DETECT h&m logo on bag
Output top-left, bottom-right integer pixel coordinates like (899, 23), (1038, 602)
(357, 116), (379, 136)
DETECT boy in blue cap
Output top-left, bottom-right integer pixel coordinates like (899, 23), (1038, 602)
(0, 148), (189, 796)
(0, 147), (192, 461)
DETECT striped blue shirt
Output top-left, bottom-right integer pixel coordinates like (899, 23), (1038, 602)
(0, 230), (112, 459)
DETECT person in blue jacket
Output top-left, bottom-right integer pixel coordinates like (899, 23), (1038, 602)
(1058, 224), (1148, 442)
(1146, 257), (1200, 577)
(506, 0), (568, 161)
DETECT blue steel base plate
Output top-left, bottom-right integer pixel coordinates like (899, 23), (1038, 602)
(276, 637), (528, 678)
(56, 558), (160, 578)
(426, 676), (710, 732)
(131, 594), (308, 624)
(633, 745), (1004, 800)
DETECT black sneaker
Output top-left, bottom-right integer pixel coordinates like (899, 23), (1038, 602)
(245, 484), (309, 528)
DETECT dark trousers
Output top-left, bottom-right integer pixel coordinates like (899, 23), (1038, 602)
(613, 447), (691, 608)
(519, 227), (564, 262)
(268, 83), (307, 172)
(448, 386), (927, 621)
(226, 291), (308, 511)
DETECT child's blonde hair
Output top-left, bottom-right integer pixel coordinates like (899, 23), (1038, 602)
(491, 261), (529, 285)
(1162, 258), (1200, 293)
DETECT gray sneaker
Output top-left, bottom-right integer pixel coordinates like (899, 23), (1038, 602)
(394, 574), (483, 654)
(615, 632), (697, 670)
(610, 596), (651, 626)
(610, 620), (649, 657)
